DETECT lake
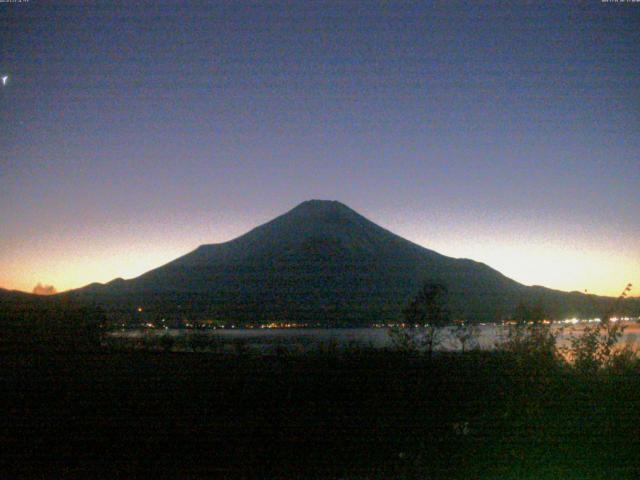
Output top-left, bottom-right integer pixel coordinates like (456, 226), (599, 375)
(113, 321), (640, 354)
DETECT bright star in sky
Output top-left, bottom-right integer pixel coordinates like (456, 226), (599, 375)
(1, 76), (8, 86)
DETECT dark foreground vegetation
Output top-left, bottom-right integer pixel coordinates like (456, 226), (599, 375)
(2, 284), (639, 478)
(2, 346), (639, 479)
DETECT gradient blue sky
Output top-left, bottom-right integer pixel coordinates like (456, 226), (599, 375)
(1, 1), (638, 296)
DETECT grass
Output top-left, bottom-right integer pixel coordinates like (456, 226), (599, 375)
(2, 348), (638, 479)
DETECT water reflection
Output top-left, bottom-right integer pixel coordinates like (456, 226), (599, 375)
(113, 321), (640, 354)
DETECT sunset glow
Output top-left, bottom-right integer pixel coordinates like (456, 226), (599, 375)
(1, 211), (637, 297)
(1, 2), (638, 298)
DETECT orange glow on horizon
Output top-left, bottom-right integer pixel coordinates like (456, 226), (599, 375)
(1, 242), (636, 298)
(0, 214), (637, 298)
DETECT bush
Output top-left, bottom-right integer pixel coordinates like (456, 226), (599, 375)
(568, 319), (626, 375)
(185, 331), (221, 352)
(500, 302), (562, 375)
(158, 333), (176, 352)
(566, 284), (635, 375)
(316, 337), (340, 355)
(231, 337), (250, 355)
(389, 282), (450, 358)
(452, 320), (480, 353)
(1, 302), (106, 352)
(607, 344), (640, 376)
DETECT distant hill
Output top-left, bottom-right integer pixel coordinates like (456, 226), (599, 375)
(59, 200), (638, 325)
(0, 288), (37, 304)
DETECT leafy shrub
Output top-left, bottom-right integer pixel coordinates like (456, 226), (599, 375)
(389, 282), (450, 358)
(566, 283), (635, 375)
(607, 344), (640, 376)
(569, 322), (616, 374)
(500, 302), (562, 375)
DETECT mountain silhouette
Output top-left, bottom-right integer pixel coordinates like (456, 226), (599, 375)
(65, 200), (633, 325)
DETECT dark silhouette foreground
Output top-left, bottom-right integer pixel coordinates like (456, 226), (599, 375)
(2, 349), (638, 479)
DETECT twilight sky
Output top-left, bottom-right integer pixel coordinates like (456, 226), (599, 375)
(1, 1), (638, 296)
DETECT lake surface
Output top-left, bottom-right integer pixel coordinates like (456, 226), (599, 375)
(115, 321), (640, 354)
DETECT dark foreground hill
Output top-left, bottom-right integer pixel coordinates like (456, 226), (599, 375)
(53, 200), (636, 325)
